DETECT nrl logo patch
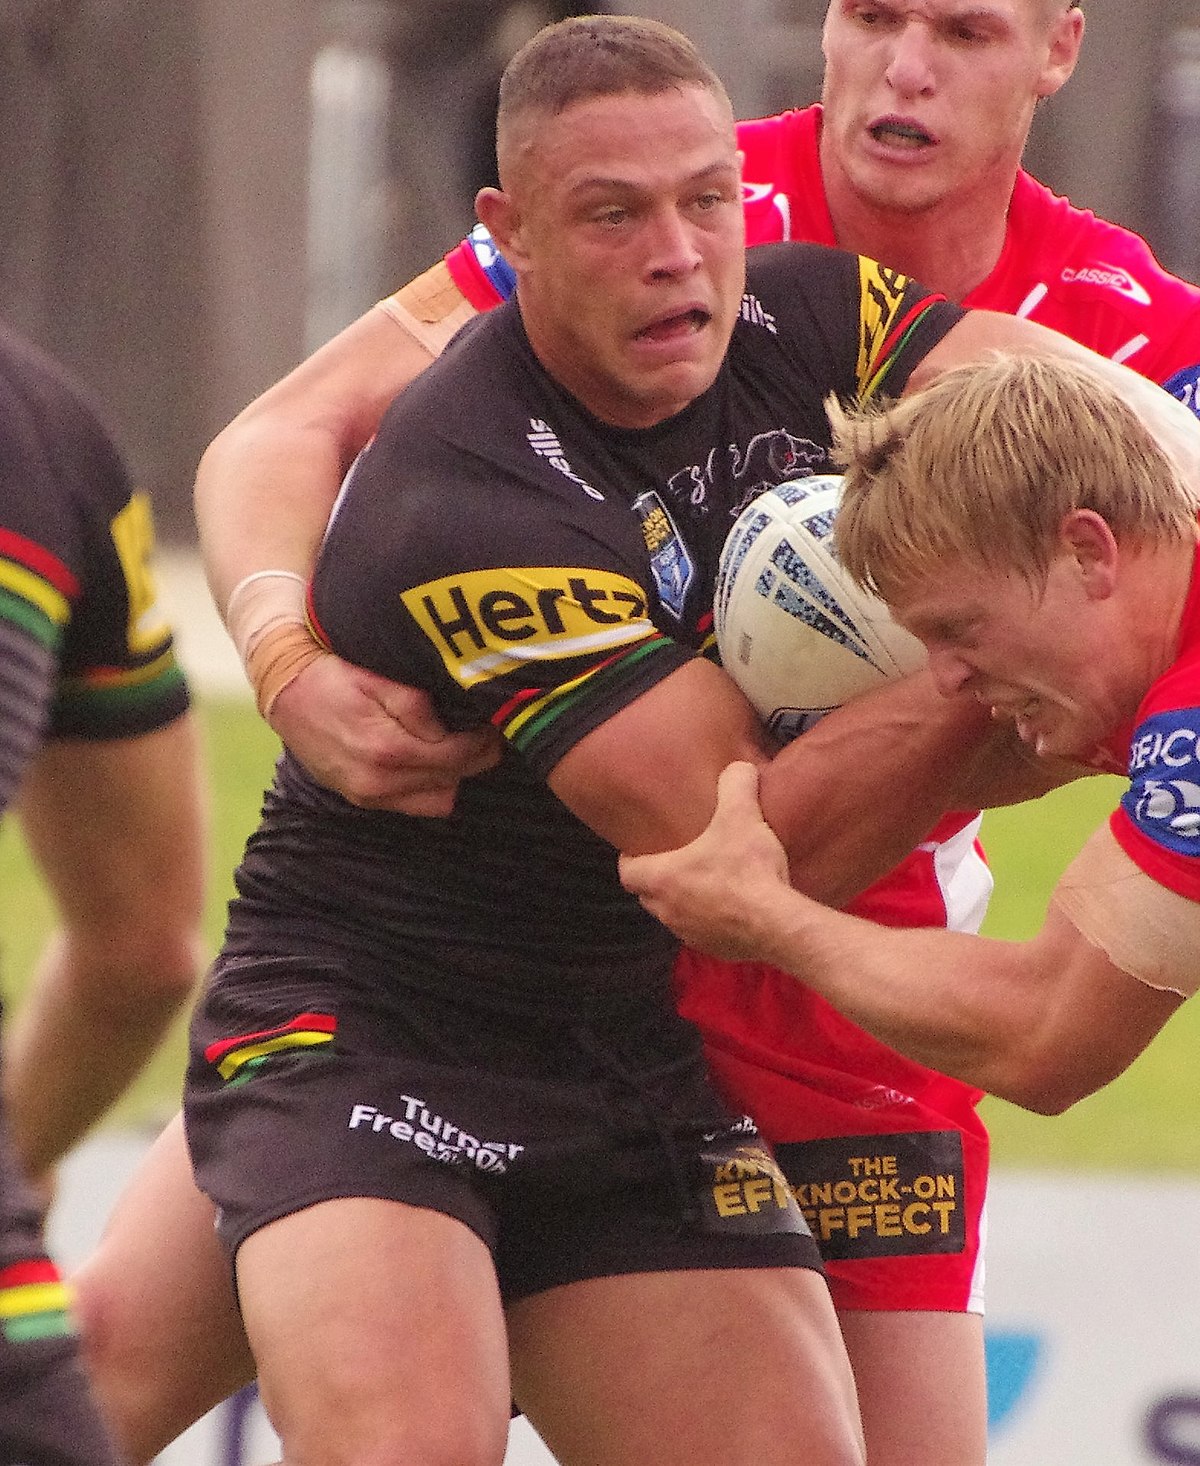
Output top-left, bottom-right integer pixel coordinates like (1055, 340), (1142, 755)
(633, 490), (695, 620)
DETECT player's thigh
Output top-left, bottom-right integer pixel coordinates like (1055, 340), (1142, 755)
(507, 1266), (865, 1466)
(236, 1195), (512, 1466)
(71, 1111), (253, 1465)
(838, 1308), (987, 1466)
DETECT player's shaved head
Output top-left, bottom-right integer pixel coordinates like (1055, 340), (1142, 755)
(495, 14), (732, 189)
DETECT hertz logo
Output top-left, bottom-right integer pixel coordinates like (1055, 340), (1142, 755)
(402, 565), (655, 687)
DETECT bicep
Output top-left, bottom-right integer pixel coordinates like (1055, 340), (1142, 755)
(547, 657), (769, 855)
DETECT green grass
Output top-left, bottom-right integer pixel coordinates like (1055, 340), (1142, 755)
(2, 700), (1194, 1172)
(979, 777), (1200, 1173)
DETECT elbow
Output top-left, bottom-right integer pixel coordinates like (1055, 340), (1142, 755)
(985, 1052), (1099, 1116)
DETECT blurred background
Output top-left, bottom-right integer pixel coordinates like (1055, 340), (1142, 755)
(0, 0), (1197, 544)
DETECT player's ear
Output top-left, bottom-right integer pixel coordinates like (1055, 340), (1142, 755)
(475, 187), (526, 270)
(1061, 509), (1119, 599)
(1036, 5), (1085, 98)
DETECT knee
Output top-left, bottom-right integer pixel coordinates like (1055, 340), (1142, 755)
(71, 1255), (226, 1466)
(78, 924), (203, 1023)
(71, 1260), (143, 1458)
(271, 1399), (510, 1466)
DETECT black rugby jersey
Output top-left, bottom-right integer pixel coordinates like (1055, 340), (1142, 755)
(0, 326), (188, 810)
(228, 243), (963, 998)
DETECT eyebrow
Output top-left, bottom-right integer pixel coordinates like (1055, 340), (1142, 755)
(567, 159), (739, 198)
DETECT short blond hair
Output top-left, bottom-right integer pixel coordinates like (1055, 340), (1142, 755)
(828, 354), (1199, 604)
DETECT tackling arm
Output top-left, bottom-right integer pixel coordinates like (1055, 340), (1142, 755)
(195, 269), (500, 814)
(195, 303), (436, 616)
(620, 762), (1185, 1112)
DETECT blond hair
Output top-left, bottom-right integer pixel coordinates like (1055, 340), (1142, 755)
(828, 354), (1199, 604)
(496, 14), (730, 184)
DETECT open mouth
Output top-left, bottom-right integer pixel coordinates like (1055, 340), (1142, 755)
(634, 308), (711, 343)
(869, 119), (934, 149)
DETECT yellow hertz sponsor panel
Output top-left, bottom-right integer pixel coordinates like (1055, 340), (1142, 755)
(403, 566), (657, 689)
(855, 257), (912, 395)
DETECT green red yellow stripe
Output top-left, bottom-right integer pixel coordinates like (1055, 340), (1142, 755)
(206, 1012), (337, 1084)
(861, 299), (947, 402)
(0, 1258), (74, 1344)
(499, 638), (676, 753)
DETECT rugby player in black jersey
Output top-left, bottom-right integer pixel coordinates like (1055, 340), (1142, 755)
(0, 322), (203, 1465)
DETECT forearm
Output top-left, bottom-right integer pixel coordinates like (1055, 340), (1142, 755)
(757, 669), (995, 907)
(748, 892), (1042, 1092)
(10, 722), (206, 1176)
(745, 885), (1179, 1113)
(195, 418), (342, 616)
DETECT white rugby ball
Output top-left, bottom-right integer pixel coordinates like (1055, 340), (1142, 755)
(715, 474), (926, 742)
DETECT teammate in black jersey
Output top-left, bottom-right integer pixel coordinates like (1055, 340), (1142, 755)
(0, 323), (204, 1465)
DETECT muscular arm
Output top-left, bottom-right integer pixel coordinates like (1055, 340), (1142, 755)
(196, 304), (435, 614)
(620, 762), (1185, 1111)
(196, 285), (499, 813)
(551, 656), (1006, 909)
(5, 717), (208, 1181)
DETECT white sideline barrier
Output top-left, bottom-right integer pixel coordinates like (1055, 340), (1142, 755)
(47, 1134), (1200, 1466)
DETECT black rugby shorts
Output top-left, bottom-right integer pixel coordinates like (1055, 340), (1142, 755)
(184, 950), (824, 1300)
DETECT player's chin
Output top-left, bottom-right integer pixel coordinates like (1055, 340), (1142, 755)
(629, 355), (722, 416)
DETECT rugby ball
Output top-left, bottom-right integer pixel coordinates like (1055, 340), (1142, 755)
(715, 475), (926, 742)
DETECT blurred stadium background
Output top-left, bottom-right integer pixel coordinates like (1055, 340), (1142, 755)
(1, 2), (1200, 1462)
(0, 0), (1196, 549)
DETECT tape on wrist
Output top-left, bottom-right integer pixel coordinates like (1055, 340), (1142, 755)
(244, 621), (326, 717)
(225, 570), (323, 715)
(225, 569), (307, 658)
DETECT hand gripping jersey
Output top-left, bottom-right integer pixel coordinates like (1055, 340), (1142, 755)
(0, 326), (188, 814)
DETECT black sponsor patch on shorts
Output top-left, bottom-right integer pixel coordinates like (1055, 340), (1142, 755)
(697, 1136), (815, 1239)
(773, 1131), (965, 1260)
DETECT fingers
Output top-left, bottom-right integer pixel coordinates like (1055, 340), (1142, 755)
(714, 760), (763, 815)
(368, 677), (453, 744)
(268, 656), (501, 814)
